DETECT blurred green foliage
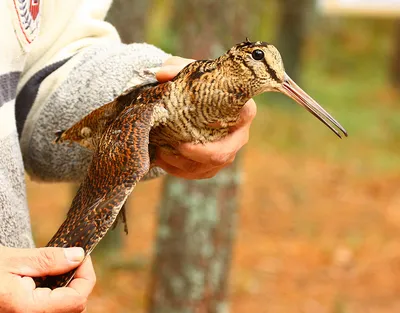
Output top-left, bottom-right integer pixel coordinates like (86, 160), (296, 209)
(256, 16), (400, 173)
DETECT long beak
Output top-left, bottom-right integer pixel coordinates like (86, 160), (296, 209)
(278, 73), (348, 138)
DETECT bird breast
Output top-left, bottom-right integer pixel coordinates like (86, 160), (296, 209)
(149, 85), (232, 147)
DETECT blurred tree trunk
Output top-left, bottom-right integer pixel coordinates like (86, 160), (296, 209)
(148, 1), (250, 312)
(391, 19), (400, 90)
(148, 163), (241, 313)
(105, 0), (151, 43)
(169, 0), (252, 58)
(277, 0), (313, 82)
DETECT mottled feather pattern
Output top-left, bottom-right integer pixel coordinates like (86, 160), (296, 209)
(35, 103), (156, 288)
(37, 41), (347, 288)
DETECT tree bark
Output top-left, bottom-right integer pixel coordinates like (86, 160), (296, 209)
(148, 162), (240, 313)
(391, 19), (400, 90)
(276, 0), (313, 82)
(105, 0), (151, 43)
(170, 0), (251, 58)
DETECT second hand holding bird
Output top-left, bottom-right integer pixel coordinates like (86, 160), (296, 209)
(155, 56), (257, 180)
(38, 41), (347, 289)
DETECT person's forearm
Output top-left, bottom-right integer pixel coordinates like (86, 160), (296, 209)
(20, 43), (170, 183)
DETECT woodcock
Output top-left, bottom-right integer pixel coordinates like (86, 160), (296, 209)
(34, 40), (347, 289)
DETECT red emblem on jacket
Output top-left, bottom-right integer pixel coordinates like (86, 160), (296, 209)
(30, 0), (40, 20)
(12, 0), (41, 44)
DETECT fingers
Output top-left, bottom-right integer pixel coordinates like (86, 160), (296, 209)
(0, 246), (93, 313)
(163, 56), (195, 66)
(230, 99), (257, 130)
(30, 286), (87, 313)
(29, 257), (95, 313)
(176, 133), (245, 167)
(154, 99), (256, 179)
(68, 256), (96, 298)
(153, 56), (256, 180)
(156, 56), (194, 82)
(1, 246), (85, 277)
(155, 151), (222, 180)
(5, 273), (89, 313)
(157, 151), (213, 173)
(177, 99), (255, 164)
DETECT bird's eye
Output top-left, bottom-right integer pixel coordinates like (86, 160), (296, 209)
(251, 49), (264, 61)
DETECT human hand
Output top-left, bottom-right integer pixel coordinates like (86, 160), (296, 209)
(155, 56), (257, 180)
(0, 246), (96, 313)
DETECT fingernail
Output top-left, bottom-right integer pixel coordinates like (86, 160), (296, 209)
(64, 247), (85, 263)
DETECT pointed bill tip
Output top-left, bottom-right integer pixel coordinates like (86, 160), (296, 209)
(280, 73), (348, 139)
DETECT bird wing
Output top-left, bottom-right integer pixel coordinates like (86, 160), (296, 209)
(55, 82), (157, 150)
(35, 102), (157, 289)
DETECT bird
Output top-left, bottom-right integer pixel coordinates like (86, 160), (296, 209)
(34, 40), (347, 289)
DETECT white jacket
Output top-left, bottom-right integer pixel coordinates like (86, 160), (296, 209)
(0, 0), (169, 248)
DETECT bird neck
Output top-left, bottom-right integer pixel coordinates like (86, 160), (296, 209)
(166, 56), (253, 126)
(210, 57), (252, 122)
(188, 74), (250, 126)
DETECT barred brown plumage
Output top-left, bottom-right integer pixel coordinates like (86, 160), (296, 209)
(35, 40), (347, 289)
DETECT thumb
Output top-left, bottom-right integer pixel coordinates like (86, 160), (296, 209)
(0, 246), (85, 277)
(156, 57), (194, 83)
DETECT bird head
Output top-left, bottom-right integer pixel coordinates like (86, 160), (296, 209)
(225, 40), (348, 138)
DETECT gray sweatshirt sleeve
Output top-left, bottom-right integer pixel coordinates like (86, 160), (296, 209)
(19, 43), (170, 183)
